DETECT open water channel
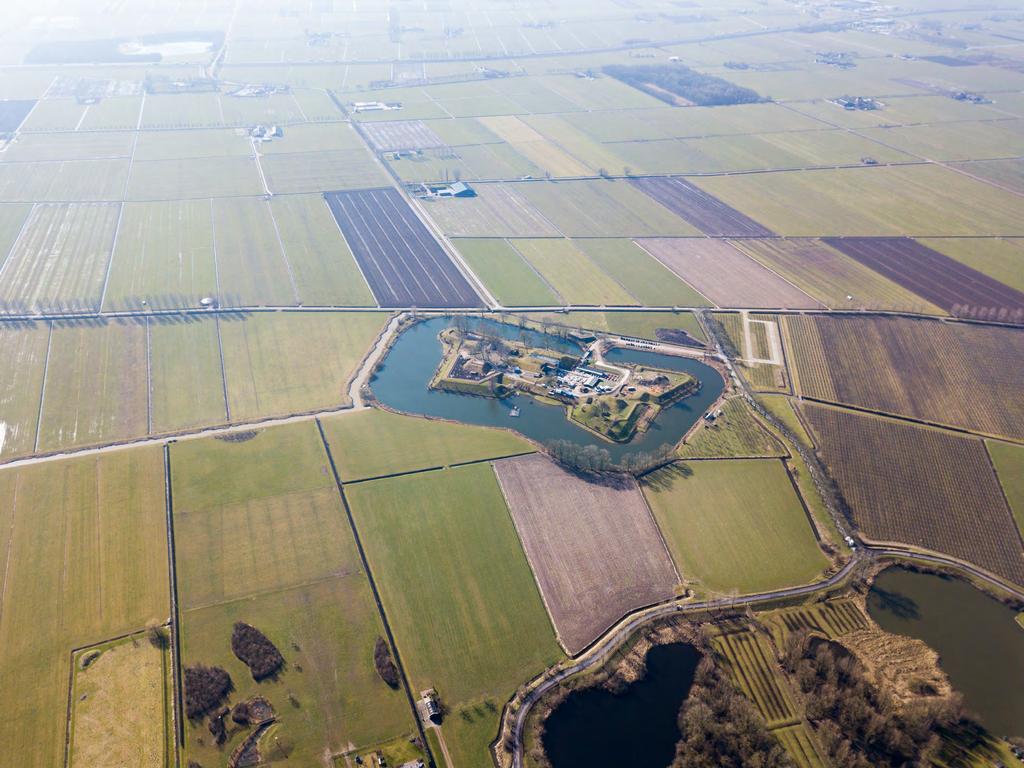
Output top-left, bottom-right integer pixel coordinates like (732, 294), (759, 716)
(369, 316), (724, 461)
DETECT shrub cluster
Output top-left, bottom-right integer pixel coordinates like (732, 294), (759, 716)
(672, 656), (789, 767)
(184, 664), (233, 720)
(604, 64), (762, 106)
(231, 622), (284, 680)
(374, 636), (400, 688)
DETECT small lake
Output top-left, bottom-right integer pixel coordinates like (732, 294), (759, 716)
(542, 642), (701, 768)
(867, 567), (1024, 736)
(370, 317), (724, 461)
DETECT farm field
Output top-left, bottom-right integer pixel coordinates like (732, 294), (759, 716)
(987, 441), (1024, 536)
(919, 237), (1024, 294)
(452, 238), (559, 306)
(171, 422), (413, 762)
(630, 176), (773, 237)
(520, 309), (706, 342)
(131, 128), (251, 161)
(950, 157), (1024, 195)
(677, 397), (785, 458)
(345, 463), (562, 706)
(218, 311), (385, 421)
(510, 238), (636, 306)
(801, 402), (1024, 586)
(102, 199), (217, 310)
(212, 196), (297, 306)
(0, 447), (167, 768)
(387, 141), (544, 184)
(37, 320), (148, 451)
(772, 725), (827, 768)
(693, 165), (1024, 237)
(325, 187), (481, 308)
(784, 315), (1024, 439)
(712, 628), (798, 727)
(0, 202), (119, 312)
(761, 599), (868, 648)
(642, 459), (828, 595)
(420, 183), (559, 238)
(516, 179), (700, 237)
(148, 318), (227, 433)
(361, 119), (446, 152)
(322, 407), (531, 481)
(68, 634), (170, 768)
(574, 238), (711, 307)
(493, 453), (678, 654)
(636, 238), (821, 308)
(261, 148), (390, 194)
(731, 238), (943, 313)
(2, 131), (134, 162)
(269, 194), (375, 306)
(822, 237), (1024, 318)
(125, 155), (265, 200)
(0, 322), (48, 458)
(478, 115), (591, 177)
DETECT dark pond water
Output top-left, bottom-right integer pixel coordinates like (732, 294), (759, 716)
(542, 642), (701, 768)
(867, 566), (1024, 736)
(370, 317), (724, 461)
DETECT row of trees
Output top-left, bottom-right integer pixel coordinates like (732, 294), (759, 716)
(545, 439), (676, 476)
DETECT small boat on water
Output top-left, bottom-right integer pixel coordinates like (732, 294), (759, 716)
(509, 405), (520, 417)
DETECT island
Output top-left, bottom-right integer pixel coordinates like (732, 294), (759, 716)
(429, 325), (699, 443)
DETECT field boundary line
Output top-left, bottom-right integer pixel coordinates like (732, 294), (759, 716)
(181, 571), (362, 615)
(340, 449), (537, 485)
(32, 320), (53, 453)
(0, 479), (19, 631)
(795, 395), (1024, 444)
(162, 444), (185, 753)
(982, 441), (1024, 553)
(505, 237), (566, 305)
(146, 316), (153, 434)
(0, 203), (36, 279)
(491, 458), (571, 654)
(315, 418), (439, 768)
(633, 239), (717, 308)
(636, 474), (684, 585)
(213, 315), (232, 421)
(264, 198), (301, 304)
(780, 456), (825, 545)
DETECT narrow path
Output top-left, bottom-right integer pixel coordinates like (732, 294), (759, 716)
(347, 313), (401, 408)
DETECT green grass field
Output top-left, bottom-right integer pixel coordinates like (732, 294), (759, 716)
(270, 194), (376, 306)
(261, 148), (390, 194)
(642, 459), (828, 594)
(518, 309), (705, 342)
(103, 199), (217, 311)
(172, 422), (413, 763)
(516, 179), (700, 237)
(0, 322), (48, 458)
(988, 440), (1024, 536)
(148, 318), (227, 433)
(574, 239), (711, 307)
(756, 395), (814, 448)
(219, 311), (385, 420)
(453, 238), (559, 306)
(126, 155), (265, 200)
(321, 408), (532, 481)
(37, 320), (149, 451)
(919, 237), (1024, 294)
(510, 238), (637, 305)
(0, 202), (119, 311)
(345, 464), (563, 705)
(0, 447), (168, 768)
(212, 196), (297, 307)
(694, 165), (1024, 237)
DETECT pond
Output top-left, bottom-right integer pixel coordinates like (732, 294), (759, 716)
(370, 317), (724, 461)
(542, 642), (701, 768)
(867, 566), (1024, 737)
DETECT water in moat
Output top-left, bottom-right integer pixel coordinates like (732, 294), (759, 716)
(542, 642), (701, 768)
(867, 566), (1024, 736)
(369, 316), (724, 461)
